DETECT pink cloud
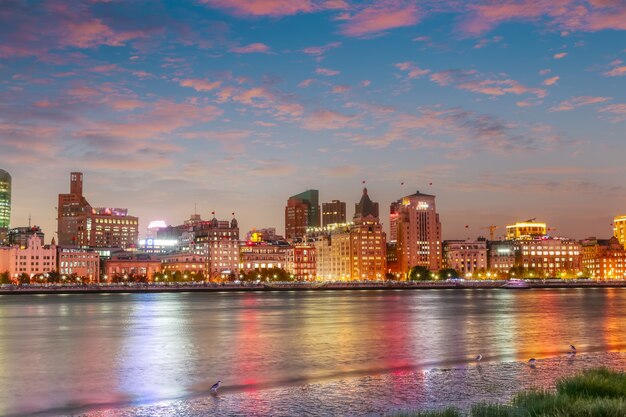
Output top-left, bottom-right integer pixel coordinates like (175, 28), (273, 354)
(200, 0), (315, 17)
(539, 68), (552, 75)
(473, 35), (504, 49)
(516, 99), (544, 107)
(251, 160), (297, 176)
(179, 78), (222, 92)
(316, 67), (340, 76)
(302, 41), (342, 56)
(332, 85), (351, 94)
(605, 65), (626, 76)
(395, 61), (430, 79)
(553, 52), (568, 59)
(430, 69), (546, 98)
(550, 96), (611, 112)
(341, 1), (421, 37)
(598, 103), (626, 121)
(542, 75), (560, 85)
(302, 109), (359, 130)
(230, 43), (271, 53)
(230, 86), (304, 117)
(298, 78), (315, 88)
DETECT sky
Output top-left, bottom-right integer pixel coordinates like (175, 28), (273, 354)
(1, 0), (625, 242)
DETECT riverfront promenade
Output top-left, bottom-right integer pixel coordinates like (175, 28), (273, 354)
(1, 279), (626, 295)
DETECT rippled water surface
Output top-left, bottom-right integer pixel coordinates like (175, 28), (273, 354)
(1, 288), (626, 416)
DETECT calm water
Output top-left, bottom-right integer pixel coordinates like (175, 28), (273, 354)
(1, 288), (626, 416)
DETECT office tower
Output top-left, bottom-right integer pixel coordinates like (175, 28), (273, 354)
(322, 200), (346, 226)
(285, 189), (320, 241)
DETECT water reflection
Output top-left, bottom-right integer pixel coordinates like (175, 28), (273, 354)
(0, 289), (625, 416)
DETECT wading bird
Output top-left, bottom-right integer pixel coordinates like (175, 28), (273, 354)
(475, 354), (483, 362)
(211, 380), (221, 394)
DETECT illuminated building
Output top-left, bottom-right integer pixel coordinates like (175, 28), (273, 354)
(443, 239), (487, 277)
(246, 227), (284, 243)
(138, 238), (180, 254)
(103, 253), (162, 282)
(322, 200), (346, 226)
(285, 189), (320, 241)
(146, 220), (167, 239)
(506, 221), (547, 240)
(0, 235), (57, 281)
(581, 237), (626, 279)
(487, 240), (516, 275)
(159, 253), (209, 277)
(386, 242), (399, 277)
(311, 188), (386, 281)
(57, 248), (100, 282)
(614, 215), (626, 247)
(392, 190), (442, 274)
(285, 244), (316, 280)
(57, 172), (139, 248)
(191, 215), (240, 279)
(239, 242), (289, 273)
(0, 169), (10, 243)
(8, 226), (44, 248)
(517, 237), (581, 277)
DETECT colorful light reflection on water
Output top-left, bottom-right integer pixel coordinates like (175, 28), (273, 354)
(0, 288), (625, 416)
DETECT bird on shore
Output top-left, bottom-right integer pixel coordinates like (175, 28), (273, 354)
(570, 345), (577, 353)
(528, 358), (537, 368)
(211, 380), (221, 394)
(475, 354), (483, 362)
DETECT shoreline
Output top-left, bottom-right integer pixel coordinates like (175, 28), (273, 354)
(2, 280), (626, 295)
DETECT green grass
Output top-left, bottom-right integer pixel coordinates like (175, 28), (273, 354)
(392, 368), (626, 417)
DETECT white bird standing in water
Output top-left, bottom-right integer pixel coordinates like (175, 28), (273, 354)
(211, 380), (221, 394)
(475, 354), (483, 362)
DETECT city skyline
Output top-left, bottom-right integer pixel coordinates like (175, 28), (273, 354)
(1, 1), (626, 241)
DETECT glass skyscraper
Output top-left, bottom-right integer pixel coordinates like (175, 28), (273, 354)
(0, 169), (11, 230)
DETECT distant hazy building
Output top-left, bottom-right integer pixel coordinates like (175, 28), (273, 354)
(0, 169), (11, 243)
(285, 190), (320, 241)
(322, 200), (346, 226)
(57, 172), (139, 248)
(506, 221), (547, 240)
(443, 239), (488, 277)
(614, 215), (626, 248)
(391, 190), (442, 274)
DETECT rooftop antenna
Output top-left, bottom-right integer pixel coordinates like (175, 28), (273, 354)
(28, 213), (31, 228)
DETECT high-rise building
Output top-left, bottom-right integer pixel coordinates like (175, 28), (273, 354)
(614, 215), (626, 248)
(285, 189), (320, 241)
(57, 172), (139, 248)
(0, 169), (11, 243)
(506, 220), (547, 240)
(392, 190), (442, 274)
(322, 200), (346, 226)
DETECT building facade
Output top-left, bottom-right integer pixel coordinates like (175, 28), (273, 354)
(8, 226), (45, 248)
(159, 253), (209, 277)
(103, 253), (162, 282)
(581, 237), (626, 279)
(487, 240), (516, 276)
(191, 216), (240, 279)
(443, 239), (488, 276)
(0, 235), (57, 281)
(285, 189), (320, 241)
(285, 244), (316, 280)
(322, 200), (346, 226)
(239, 243), (289, 273)
(57, 248), (100, 282)
(516, 237), (582, 277)
(392, 191), (442, 274)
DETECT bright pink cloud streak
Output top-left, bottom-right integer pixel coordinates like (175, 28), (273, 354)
(341, 1), (421, 37)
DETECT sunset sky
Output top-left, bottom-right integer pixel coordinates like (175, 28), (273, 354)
(1, 0), (625, 241)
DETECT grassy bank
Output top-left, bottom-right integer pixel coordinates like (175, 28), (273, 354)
(394, 368), (626, 417)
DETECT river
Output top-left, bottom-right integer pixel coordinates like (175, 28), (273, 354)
(1, 288), (625, 416)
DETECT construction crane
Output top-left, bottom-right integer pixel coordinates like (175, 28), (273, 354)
(480, 225), (498, 241)
(525, 218), (537, 222)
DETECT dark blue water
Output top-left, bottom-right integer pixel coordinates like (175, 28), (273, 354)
(1, 288), (625, 416)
